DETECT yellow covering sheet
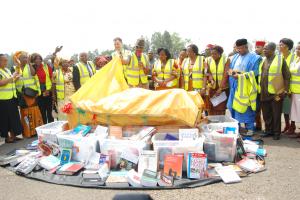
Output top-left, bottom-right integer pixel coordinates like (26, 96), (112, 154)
(68, 58), (204, 128)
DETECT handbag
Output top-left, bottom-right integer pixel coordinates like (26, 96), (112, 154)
(23, 87), (38, 97)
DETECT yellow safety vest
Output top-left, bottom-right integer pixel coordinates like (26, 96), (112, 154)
(0, 68), (17, 100)
(258, 55), (283, 94)
(112, 49), (131, 79)
(42, 64), (52, 90)
(15, 64), (41, 96)
(232, 71), (257, 113)
(55, 68), (65, 100)
(182, 55), (204, 91)
(290, 56), (300, 94)
(76, 61), (96, 86)
(153, 59), (178, 87)
(207, 55), (227, 89)
(127, 53), (149, 86)
(286, 53), (295, 68)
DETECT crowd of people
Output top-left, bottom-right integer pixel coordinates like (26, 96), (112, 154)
(0, 37), (300, 143)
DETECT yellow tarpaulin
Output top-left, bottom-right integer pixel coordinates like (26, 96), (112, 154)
(68, 58), (204, 128)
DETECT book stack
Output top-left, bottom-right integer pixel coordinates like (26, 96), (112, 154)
(56, 162), (84, 175)
(141, 169), (158, 187)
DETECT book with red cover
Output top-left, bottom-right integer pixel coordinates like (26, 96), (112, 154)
(163, 154), (183, 179)
(57, 162), (84, 175)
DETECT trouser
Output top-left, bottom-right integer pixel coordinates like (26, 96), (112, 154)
(255, 94), (262, 129)
(239, 123), (255, 132)
(261, 98), (283, 135)
(37, 95), (54, 124)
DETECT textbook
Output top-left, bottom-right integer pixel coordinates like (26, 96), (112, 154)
(215, 166), (241, 184)
(60, 148), (72, 165)
(179, 128), (199, 141)
(57, 162), (84, 175)
(138, 150), (158, 175)
(127, 169), (142, 187)
(187, 153), (207, 179)
(39, 155), (60, 171)
(15, 157), (39, 175)
(163, 154), (183, 179)
(141, 169), (158, 187)
(105, 171), (129, 187)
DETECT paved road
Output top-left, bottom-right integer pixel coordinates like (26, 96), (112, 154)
(0, 134), (299, 200)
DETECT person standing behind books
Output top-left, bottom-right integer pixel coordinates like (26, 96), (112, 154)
(13, 52), (43, 138)
(258, 42), (290, 140)
(0, 54), (23, 143)
(73, 52), (96, 91)
(288, 42), (300, 141)
(31, 53), (54, 124)
(152, 48), (179, 90)
(111, 37), (132, 80)
(203, 45), (229, 115)
(127, 38), (150, 89)
(52, 59), (76, 120)
(279, 38), (296, 135)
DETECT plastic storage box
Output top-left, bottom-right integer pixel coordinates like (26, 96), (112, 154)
(36, 121), (68, 144)
(151, 132), (205, 170)
(204, 132), (237, 162)
(204, 115), (239, 134)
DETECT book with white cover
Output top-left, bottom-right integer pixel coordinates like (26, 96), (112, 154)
(138, 150), (157, 175)
(179, 129), (199, 141)
(215, 166), (241, 184)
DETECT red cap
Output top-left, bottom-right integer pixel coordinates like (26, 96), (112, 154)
(206, 44), (214, 49)
(255, 41), (266, 47)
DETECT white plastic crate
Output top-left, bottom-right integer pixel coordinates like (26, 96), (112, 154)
(205, 115), (239, 134)
(151, 132), (205, 170)
(36, 121), (68, 143)
(204, 132), (237, 162)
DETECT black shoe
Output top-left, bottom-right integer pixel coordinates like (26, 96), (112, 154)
(273, 135), (281, 140)
(260, 131), (274, 137)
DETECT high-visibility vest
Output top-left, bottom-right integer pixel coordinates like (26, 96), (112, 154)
(76, 61), (96, 86)
(182, 55), (204, 91)
(55, 68), (65, 100)
(258, 55), (283, 94)
(42, 64), (52, 90)
(232, 71), (257, 113)
(15, 64), (41, 96)
(127, 53), (149, 86)
(112, 49), (131, 79)
(290, 56), (300, 94)
(0, 68), (17, 100)
(286, 53), (295, 68)
(207, 55), (227, 89)
(153, 59), (178, 87)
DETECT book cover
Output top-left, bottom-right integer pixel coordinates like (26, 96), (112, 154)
(57, 162), (84, 175)
(215, 166), (241, 184)
(127, 169), (142, 187)
(99, 154), (111, 169)
(60, 148), (72, 165)
(179, 128), (199, 141)
(105, 171), (129, 187)
(138, 150), (158, 175)
(39, 155), (60, 171)
(141, 169), (158, 187)
(187, 153), (207, 179)
(157, 172), (174, 187)
(163, 154), (183, 179)
(15, 157), (39, 175)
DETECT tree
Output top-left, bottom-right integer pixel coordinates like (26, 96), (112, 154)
(150, 31), (189, 57)
(70, 53), (79, 63)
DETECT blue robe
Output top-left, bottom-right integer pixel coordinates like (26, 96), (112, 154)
(227, 52), (261, 127)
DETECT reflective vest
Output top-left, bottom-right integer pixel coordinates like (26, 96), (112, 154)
(0, 68), (17, 100)
(112, 49), (131, 79)
(258, 55), (283, 94)
(153, 59), (178, 87)
(207, 55), (227, 89)
(76, 61), (96, 86)
(42, 64), (52, 90)
(286, 53), (295, 68)
(182, 55), (204, 91)
(290, 56), (300, 94)
(15, 64), (41, 95)
(232, 71), (257, 113)
(55, 69), (65, 100)
(127, 53), (149, 86)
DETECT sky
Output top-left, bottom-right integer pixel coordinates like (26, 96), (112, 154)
(1, 0), (299, 58)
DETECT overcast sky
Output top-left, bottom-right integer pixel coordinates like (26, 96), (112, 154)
(1, 0), (299, 58)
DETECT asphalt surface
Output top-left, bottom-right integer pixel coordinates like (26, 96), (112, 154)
(0, 133), (299, 200)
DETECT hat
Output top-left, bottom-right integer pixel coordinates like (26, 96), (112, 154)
(135, 38), (145, 48)
(235, 39), (248, 47)
(255, 41), (266, 47)
(206, 44), (214, 49)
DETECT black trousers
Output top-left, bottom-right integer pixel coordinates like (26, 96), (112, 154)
(37, 95), (54, 124)
(261, 99), (283, 135)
